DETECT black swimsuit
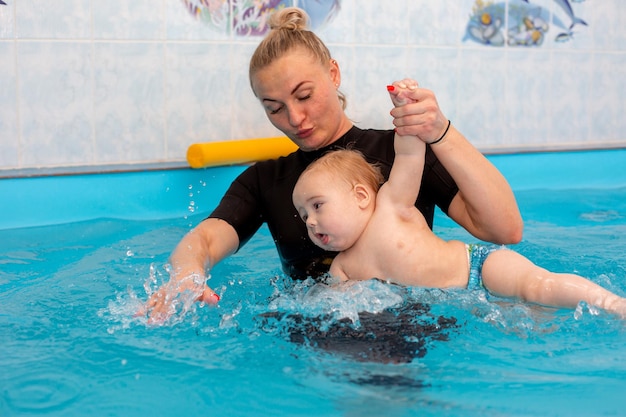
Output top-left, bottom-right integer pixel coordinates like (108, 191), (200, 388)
(208, 126), (459, 279)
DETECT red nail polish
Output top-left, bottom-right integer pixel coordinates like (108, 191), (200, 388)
(387, 85), (395, 92)
(211, 293), (220, 303)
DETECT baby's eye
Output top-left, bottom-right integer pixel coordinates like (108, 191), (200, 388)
(313, 202), (322, 210)
(301, 214), (308, 222)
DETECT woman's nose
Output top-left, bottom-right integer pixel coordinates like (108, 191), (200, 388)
(287, 105), (305, 127)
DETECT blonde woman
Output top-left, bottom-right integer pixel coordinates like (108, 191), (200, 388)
(145, 8), (522, 323)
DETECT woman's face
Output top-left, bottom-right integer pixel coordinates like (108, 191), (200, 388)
(251, 48), (351, 151)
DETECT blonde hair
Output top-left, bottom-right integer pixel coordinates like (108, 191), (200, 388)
(249, 7), (346, 109)
(303, 149), (384, 193)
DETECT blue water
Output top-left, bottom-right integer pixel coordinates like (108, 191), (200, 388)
(1, 150), (626, 416)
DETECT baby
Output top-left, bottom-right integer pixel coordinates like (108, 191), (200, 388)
(291, 79), (626, 317)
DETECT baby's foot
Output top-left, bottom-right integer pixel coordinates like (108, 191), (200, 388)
(604, 296), (626, 319)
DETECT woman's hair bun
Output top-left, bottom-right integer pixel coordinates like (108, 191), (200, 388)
(269, 7), (310, 31)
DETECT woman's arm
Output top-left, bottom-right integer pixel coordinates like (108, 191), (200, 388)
(144, 217), (239, 323)
(432, 125), (523, 244)
(391, 86), (523, 244)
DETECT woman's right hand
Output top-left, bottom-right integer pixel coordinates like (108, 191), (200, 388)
(142, 218), (238, 324)
(143, 274), (220, 325)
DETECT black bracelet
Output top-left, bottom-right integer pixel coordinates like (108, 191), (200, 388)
(427, 119), (451, 145)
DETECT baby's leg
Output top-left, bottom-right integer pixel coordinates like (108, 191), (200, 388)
(480, 248), (626, 317)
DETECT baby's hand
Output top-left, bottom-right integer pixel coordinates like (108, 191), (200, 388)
(387, 78), (419, 107)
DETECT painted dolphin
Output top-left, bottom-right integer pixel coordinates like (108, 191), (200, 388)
(521, 0), (587, 29)
(553, 0), (587, 28)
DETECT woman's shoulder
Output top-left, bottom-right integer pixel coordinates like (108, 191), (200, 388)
(342, 126), (395, 165)
(240, 149), (306, 186)
(237, 127), (397, 183)
(345, 126), (395, 143)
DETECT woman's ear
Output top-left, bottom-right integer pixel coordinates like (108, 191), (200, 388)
(329, 59), (340, 87)
(353, 184), (372, 209)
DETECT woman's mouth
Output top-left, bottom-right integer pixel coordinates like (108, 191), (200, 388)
(296, 128), (314, 140)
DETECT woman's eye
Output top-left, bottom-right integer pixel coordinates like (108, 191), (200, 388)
(269, 106), (283, 115)
(298, 94), (311, 101)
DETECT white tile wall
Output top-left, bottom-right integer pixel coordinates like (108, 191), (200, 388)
(505, 49), (553, 147)
(92, 0), (165, 40)
(18, 41), (93, 167)
(591, 52), (626, 143)
(0, 41), (17, 169)
(0, 0), (625, 172)
(93, 41), (166, 164)
(17, 0), (92, 39)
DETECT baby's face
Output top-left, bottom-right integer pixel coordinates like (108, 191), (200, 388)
(292, 170), (364, 252)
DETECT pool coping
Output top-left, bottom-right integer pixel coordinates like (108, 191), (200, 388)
(1, 148), (625, 231)
(2, 143), (625, 179)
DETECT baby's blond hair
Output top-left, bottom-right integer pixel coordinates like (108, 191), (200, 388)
(302, 149), (384, 193)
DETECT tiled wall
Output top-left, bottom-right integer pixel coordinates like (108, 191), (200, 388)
(1, 0), (624, 173)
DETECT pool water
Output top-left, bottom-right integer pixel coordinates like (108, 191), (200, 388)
(1, 150), (626, 416)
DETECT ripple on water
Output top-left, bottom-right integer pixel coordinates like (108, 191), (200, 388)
(4, 368), (81, 414)
(579, 210), (624, 222)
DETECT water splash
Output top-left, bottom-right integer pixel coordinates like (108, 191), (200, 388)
(573, 301), (600, 320)
(100, 285), (147, 332)
(267, 278), (404, 326)
(100, 263), (210, 331)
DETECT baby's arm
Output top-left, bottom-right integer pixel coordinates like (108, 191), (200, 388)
(382, 80), (427, 209)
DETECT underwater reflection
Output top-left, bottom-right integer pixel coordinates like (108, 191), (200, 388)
(258, 301), (458, 365)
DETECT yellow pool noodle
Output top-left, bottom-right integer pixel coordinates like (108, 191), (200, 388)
(186, 137), (299, 168)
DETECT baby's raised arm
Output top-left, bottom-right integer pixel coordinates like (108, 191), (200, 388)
(382, 80), (427, 209)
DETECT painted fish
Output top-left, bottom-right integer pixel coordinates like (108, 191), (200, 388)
(555, 31), (574, 42)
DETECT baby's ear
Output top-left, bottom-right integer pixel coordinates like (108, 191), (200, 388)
(354, 184), (373, 208)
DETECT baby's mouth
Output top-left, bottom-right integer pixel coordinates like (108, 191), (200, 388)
(316, 233), (329, 246)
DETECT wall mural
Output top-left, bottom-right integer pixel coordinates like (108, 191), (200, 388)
(181, 0), (341, 35)
(465, 0), (588, 46)
(178, 0), (589, 47)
